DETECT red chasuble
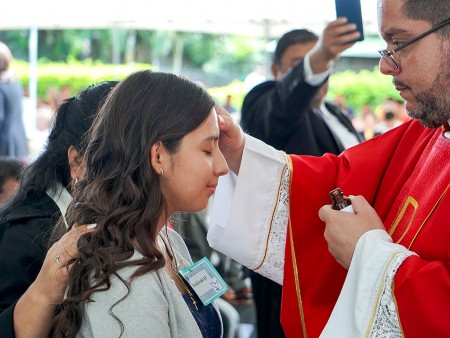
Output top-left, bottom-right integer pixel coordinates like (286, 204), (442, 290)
(281, 119), (450, 337)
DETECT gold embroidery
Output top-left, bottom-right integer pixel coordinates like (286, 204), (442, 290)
(286, 156), (307, 338)
(388, 196), (418, 242)
(365, 253), (399, 338)
(388, 182), (450, 248)
(408, 182), (450, 249)
(255, 152), (289, 270)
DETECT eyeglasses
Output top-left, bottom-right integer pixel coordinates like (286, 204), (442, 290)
(378, 17), (450, 70)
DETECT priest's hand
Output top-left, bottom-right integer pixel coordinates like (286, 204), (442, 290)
(318, 195), (384, 269)
(216, 105), (245, 174)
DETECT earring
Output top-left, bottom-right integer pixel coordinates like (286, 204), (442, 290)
(159, 168), (164, 176)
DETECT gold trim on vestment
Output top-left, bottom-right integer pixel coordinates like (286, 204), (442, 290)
(388, 196), (418, 238)
(286, 155), (308, 337)
(365, 252), (403, 338)
(255, 153), (289, 270)
(407, 182), (450, 249)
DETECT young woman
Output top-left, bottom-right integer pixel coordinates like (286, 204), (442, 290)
(52, 71), (229, 337)
(0, 81), (118, 338)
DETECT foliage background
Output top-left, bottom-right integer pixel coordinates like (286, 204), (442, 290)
(13, 60), (400, 114)
(5, 28), (400, 115)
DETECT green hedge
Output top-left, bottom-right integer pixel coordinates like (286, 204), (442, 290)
(13, 61), (400, 114)
(13, 59), (152, 99)
(328, 67), (402, 112)
(210, 67), (402, 115)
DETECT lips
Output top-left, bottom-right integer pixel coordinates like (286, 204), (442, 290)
(393, 79), (410, 92)
(393, 80), (411, 99)
(207, 184), (218, 194)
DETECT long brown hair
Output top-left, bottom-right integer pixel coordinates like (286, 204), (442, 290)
(52, 71), (215, 337)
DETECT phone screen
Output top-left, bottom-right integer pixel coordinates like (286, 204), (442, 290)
(335, 0), (365, 42)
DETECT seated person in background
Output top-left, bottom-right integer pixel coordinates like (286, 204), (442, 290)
(0, 157), (23, 205)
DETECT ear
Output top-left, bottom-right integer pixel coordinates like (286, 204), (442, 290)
(68, 146), (83, 181)
(150, 141), (166, 175)
(271, 63), (278, 79)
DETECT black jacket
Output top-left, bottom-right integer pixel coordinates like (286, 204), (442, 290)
(0, 193), (61, 337)
(240, 60), (363, 156)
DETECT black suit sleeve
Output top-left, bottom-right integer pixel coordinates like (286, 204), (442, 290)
(241, 60), (327, 150)
(0, 217), (53, 312)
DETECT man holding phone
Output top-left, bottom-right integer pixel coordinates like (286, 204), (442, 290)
(240, 18), (363, 338)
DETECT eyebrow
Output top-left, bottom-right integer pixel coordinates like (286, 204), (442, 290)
(381, 27), (410, 39)
(202, 135), (219, 142)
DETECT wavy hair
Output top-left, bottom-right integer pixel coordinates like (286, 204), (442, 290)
(52, 71), (215, 337)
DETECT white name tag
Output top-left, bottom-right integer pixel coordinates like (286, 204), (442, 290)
(179, 257), (228, 306)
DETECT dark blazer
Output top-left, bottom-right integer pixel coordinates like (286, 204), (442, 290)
(240, 60), (363, 156)
(0, 193), (61, 338)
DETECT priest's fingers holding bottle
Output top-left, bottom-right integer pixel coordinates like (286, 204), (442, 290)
(319, 195), (385, 269)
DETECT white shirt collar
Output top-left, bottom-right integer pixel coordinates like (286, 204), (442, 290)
(46, 183), (72, 229)
(445, 119), (450, 139)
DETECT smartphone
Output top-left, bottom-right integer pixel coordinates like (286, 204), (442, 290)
(335, 0), (365, 42)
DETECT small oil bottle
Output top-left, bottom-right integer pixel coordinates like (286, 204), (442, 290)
(329, 188), (353, 212)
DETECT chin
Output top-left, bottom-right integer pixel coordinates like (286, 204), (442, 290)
(181, 201), (209, 213)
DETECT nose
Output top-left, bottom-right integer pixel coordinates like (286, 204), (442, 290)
(214, 148), (229, 177)
(379, 57), (401, 76)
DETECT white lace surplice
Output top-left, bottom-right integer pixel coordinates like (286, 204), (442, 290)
(208, 135), (412, 337)
(208, 135), (290, 285)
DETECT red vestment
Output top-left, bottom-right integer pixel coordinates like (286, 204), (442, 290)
(281, 119), (450, 337)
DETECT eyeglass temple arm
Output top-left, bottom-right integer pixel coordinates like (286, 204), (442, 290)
(391, 18), (450, 54)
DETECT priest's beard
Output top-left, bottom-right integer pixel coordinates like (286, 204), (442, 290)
(408, 45), (450, 128)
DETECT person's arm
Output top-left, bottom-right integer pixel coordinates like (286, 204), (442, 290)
(209, 132), (290, 285)
(12, 224), (96, 338)
(262, 19), (360, 148)
(213, 106), (291, 284)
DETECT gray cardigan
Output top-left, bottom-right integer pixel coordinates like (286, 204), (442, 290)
(77, 228), (222, 338)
